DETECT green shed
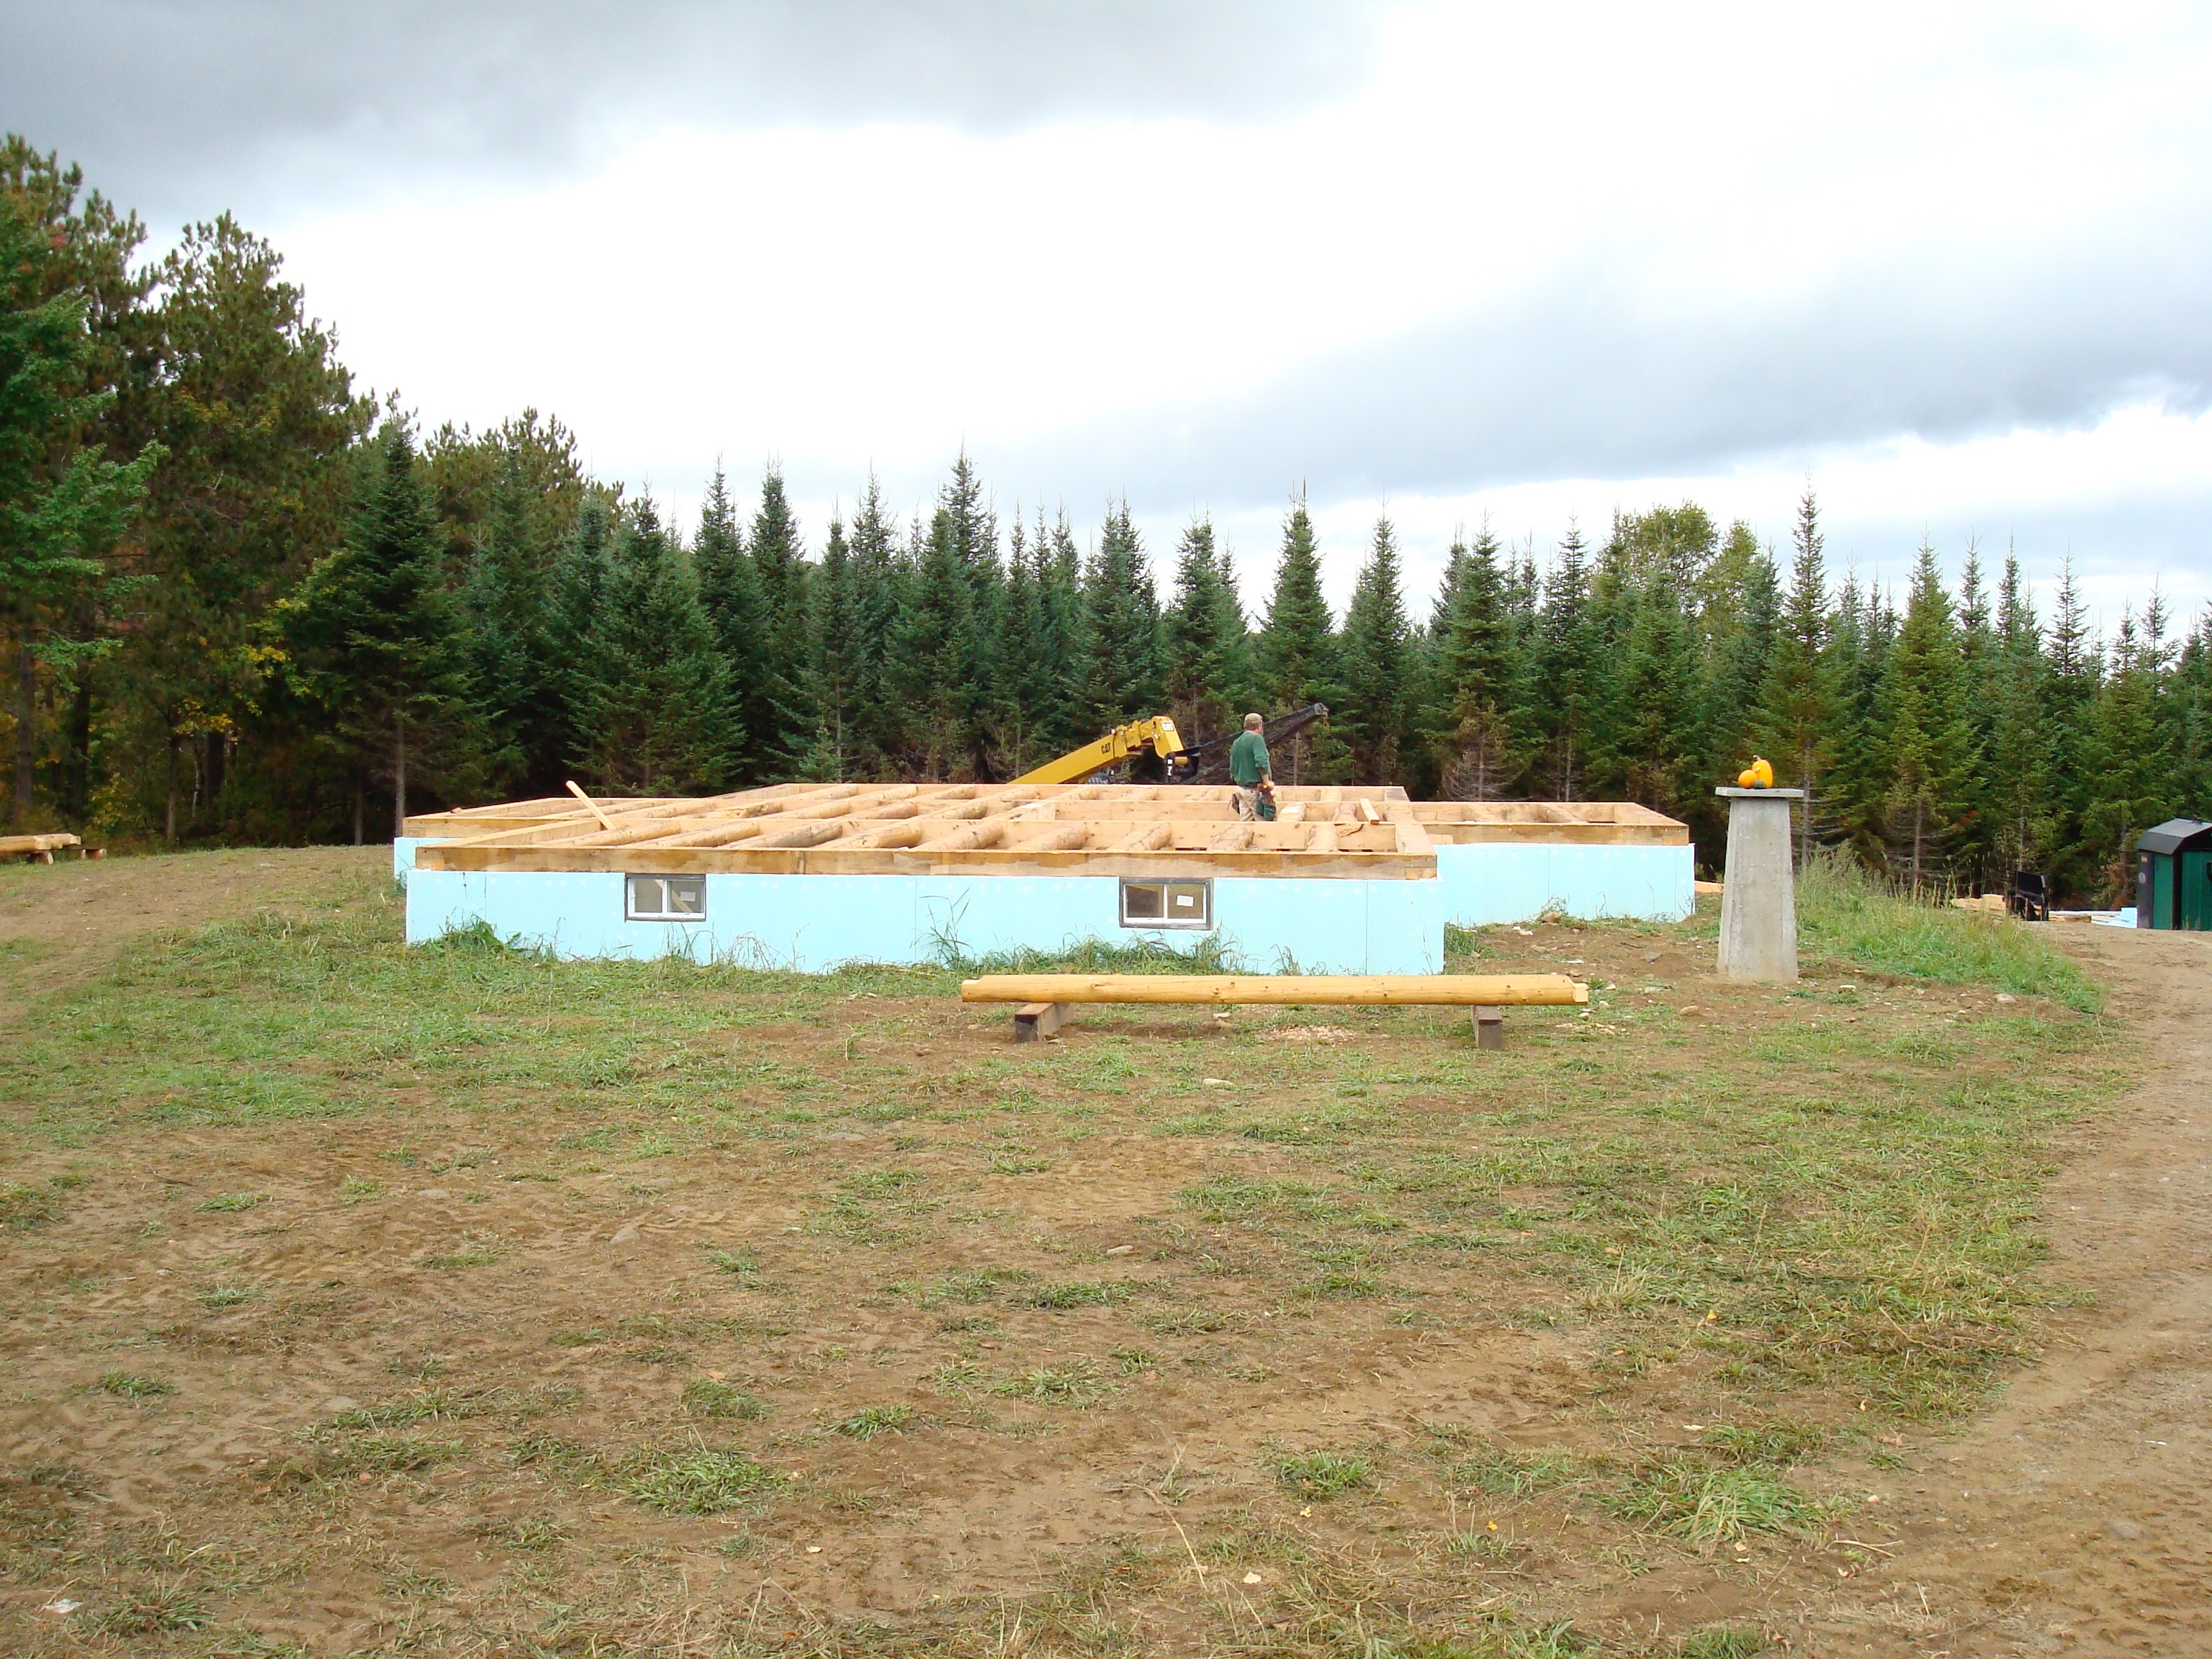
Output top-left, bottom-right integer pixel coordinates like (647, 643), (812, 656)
(2136, 818), (2212, 930)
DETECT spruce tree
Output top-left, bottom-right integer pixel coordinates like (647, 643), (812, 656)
(1881, 542), (1972, 889)
(1036, 508), (1089, 752)
(567, 500), (737, 793)
(894, 504), (979, 778)
(2084, 607), (2175, 901)
(991, 511), (1053, 774)
(693, 467), (775, 783)
(1611, 567), (1699, 815)
(1429, 525), (1523, 799)
(804, 513), (862, 780)
(1163, 513), (1246, 745)
(1753, 487), (1835, 864)
(282, 426), (474, 835)
(2042, 557), (2102, 895)
(1337, 514), (1415, 784)
(844, 475), (904, 771)
(1256, 498), (1338, 714)
(1691, 542), (1779, 850)
(1080, 500), (1162, 730)
(1534, 522), (1600, 799)
(1985, 551), (2053, 879)
(749, 466), (815, 774)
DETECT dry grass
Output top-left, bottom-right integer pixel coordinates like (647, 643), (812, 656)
(0, 851), (2121, 1655)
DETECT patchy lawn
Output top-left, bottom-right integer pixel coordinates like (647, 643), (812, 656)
(0, 852), (2120, 1656)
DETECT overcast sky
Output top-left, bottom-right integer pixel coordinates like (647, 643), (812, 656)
(9, 1), (2211, 627)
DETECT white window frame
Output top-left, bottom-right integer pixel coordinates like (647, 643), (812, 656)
(1120, 877), (1212, 930)
(626, 873), (707, 922)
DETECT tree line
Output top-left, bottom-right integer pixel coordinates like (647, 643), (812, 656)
(5, 137), (2208, 902)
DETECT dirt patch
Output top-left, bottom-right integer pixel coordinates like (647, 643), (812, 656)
(0, 849), (2168, 1656)
(1780, 925), (2212, 1656)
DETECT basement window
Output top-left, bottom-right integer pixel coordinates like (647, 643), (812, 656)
(626, 874), (706, 921)
(1120, 878), (1211, 930)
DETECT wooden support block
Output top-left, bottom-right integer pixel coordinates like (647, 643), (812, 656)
(1013, 1001), (1075, 1043)
(1473, 1005), (1504, 1050)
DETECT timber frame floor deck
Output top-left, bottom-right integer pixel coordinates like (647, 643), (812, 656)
(407, 786), (1686, 881)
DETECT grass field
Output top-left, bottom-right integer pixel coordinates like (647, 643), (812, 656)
(0, 852), (2118, 1657)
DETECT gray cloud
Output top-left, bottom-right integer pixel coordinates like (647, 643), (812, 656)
(4, 1), (1380, 219)
(1004, 219), (2212, 513)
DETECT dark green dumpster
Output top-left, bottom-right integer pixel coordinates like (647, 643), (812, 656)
(2136, 818), (2212, 930)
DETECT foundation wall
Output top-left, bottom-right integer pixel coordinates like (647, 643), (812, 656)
(1437, 843), (1694, 926)
(405, 869), (1442, 974)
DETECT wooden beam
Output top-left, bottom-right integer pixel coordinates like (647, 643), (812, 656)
(959, 974), (1586, 1007)
(1473, 1004), (1505, 1050)
(565, 780), (615, 830)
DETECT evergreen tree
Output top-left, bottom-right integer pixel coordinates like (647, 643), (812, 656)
(1079, 500), (1161, 731)
(843, 475), (905, 772)
(1534, 521), (1600, 799)
(565, 499), (737, 793)
(693, 466), (775, 783)
(895, 503), (980, 778)
(0, 184), (161, 825)
(1163, 513), (1246, 745)
(1429, 525), (1524, 799)
(1337, 514), (1415, 784)
(2042, 557), (2102, 895)
(1984, 551), (2053, 879)
(1753, 487), (1835, 864)
(281, 426), (475, 836)
(2084, 607), (2175, 902)
(1036, 508), (1089, 753)
(1611, 565), (1700, 815)
(1690, 540), (1778, 848)
(1255, 497), (1345, 781)
(1881, 542), (1972, 889)
(749, 465), (815, 774)
(803, 512), (862, 780)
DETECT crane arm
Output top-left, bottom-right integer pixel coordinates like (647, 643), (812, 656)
(1015, 716), (1188, 785)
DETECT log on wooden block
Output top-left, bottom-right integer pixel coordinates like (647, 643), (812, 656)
(961, 973), (1587, 1008)
(1012, 1001), (1076, 1042)
(1473, 1004), (1504, 1050)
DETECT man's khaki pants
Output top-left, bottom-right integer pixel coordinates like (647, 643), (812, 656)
(1232, 786), (1261, 821)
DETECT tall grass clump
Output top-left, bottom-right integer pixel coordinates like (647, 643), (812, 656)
(1791, 851), (2099, 1010)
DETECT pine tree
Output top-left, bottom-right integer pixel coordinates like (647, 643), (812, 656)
(990, 511), (1053, 775)
(693, 467), (775, 783)
(1163, 513), (1246, 746)
(1534, 522), (1600, 799)
(2084, 607), (2175, 902)
(894, 503), (979, 778)
(0, 186), (161, 825)
(281, 426), (475, 835)
(933, 452), (1003, 775)
(2043, 557), (2102, 895)
(804, 513), (862, 781)
(844, 475), (904, 772)
(1080, 500), (1161, 731)
(567, 499), (737, 793)
(1036, 508), (1089, 753)
(1255, 497), (1344, 782)
(1692, 541), (1777, 843)
(1984, 550), (2053, 880)
(1611, 566), (1699, 815)
(1881, 541), (1972, 889)
(1337, 515), (1415, 784)
(749, 465), (815, 774)
(1753, 486), (1835, 865)
(1429, 525), (1523, 799)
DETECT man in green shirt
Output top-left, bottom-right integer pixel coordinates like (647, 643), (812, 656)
(1228, 713), (1272, 821)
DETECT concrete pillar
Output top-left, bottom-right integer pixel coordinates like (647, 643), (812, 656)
(1715, 787), (1803, 984)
